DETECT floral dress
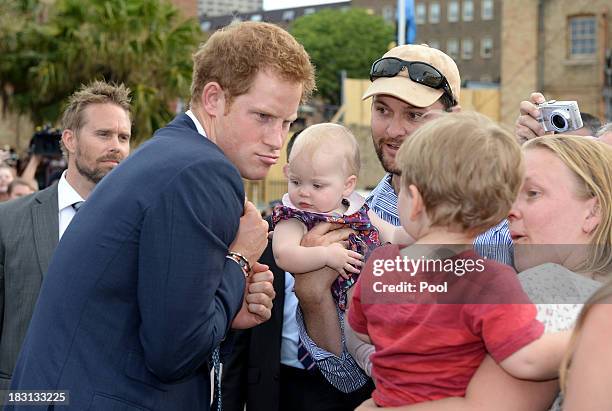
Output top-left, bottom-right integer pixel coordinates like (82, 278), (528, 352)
(272, 192), (381, 310)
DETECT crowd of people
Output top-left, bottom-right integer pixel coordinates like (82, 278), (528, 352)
(1, 20), (611, 411)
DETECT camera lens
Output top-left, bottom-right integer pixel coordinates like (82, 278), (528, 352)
(550, 112), (568, 132)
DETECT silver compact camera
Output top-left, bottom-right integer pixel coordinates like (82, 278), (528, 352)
(537, 100), (583, 133)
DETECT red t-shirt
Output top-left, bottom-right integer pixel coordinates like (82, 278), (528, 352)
(348, 244), (544, 407)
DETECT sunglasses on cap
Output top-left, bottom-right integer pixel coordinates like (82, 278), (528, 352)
(369, 57), (456, 104)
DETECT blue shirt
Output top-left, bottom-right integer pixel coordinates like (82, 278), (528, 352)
(280, 273), (305, 369)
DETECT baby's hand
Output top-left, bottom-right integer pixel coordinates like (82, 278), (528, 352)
(325, 243), (363, 279)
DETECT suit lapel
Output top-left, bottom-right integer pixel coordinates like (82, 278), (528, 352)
(31, 185), (59, 277)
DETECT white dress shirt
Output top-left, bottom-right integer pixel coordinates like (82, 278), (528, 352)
(185, 109), (208, 138)
(57, 171), (85, 239)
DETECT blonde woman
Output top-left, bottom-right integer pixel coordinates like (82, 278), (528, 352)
(561, 280), (612, 411)
(355, 135), (612, 411)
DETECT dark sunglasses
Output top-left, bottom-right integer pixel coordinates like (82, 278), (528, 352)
(369, 57), (456, 104)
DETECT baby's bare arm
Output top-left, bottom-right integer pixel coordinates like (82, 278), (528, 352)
(500, 330), (571, 380)
(272, 219), (362, 275)
(356, 355), (558, 411)
(368, 210), (415, 245)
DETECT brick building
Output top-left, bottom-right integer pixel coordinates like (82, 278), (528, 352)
(500, 0), (611, 127)
(198, 0), (262, 18)
(353, 0), (502, 86)
(198, 2), (350, 32)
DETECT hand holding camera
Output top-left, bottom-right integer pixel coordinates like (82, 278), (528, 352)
(515, 92), (584, 142)
(536, 100), (583, 133)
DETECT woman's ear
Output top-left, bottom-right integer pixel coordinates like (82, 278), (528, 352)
(582, 197), (601, 234)
(200, 82), (226, 117)
(343, 175), (357, 197)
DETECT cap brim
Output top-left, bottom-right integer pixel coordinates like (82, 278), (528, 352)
(362, 76), (444, 108)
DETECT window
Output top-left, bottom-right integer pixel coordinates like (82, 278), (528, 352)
(304, 7), (316, 15)
(481, 0), (493, 20)
(569, 16), (597, 58)
(447, 38), (459, 59)
(382, 5), (394, 22)
(462, 0), (473, 21)
(429, 2), (440, 24)
(448, 1), (459, 22)
(282, 10), (295, 21)
(481, 37), (493, 58)
(428, 40), (440, 50)
(200, 21), (211, 31)
(462, 38), (473, 59)
(416, 3), (426, 24)
(250, 14), (262, 21)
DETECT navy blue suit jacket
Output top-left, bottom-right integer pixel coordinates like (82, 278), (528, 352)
(8, 114), (246, 411)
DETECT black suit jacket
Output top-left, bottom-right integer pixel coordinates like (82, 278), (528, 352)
(222, 217), (287, 411)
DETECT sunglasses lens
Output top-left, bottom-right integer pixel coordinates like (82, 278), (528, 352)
(409, 62), (443, 88)
(371, 59), (402, 78)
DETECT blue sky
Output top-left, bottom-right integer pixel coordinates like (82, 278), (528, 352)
(263, 0), (350, 11)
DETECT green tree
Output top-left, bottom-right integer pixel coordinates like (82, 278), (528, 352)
(290, 8), (395, 107)
(0, 0), (202, 144)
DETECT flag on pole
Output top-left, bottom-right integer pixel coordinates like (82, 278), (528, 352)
(397, 0), (417, 45)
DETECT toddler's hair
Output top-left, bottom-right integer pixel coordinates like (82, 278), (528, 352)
(397, 111), (523, 234)
(288, 123), (360, 177)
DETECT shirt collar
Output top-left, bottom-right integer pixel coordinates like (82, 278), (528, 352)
(186, 109), (208, 138)
(57, 170), (85, 212)
(367, 173), (396, 203)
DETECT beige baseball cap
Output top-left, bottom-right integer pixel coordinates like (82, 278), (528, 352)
(362, 44), (461, 108)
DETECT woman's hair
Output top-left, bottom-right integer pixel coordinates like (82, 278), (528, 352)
(523, 136), (612, 275)
(560, 279), (612, 390)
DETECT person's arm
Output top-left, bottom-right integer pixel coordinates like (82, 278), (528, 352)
(500, 330), (571, 380)
(294, 222), (371, 393)
(273, 218), (362, 277)
(292, 222), (355, 355)
(345, 320), (374, 377)
(137, 161), (268, 383)
(295, 269), (342, 355)
(368, 209), (414, 245)
(230, 262), (275, 329)
(515, 92), (554, 143)
(19, 154), (42, 182)
(563, 303), (612, 411)
(356, 355), (559, 411)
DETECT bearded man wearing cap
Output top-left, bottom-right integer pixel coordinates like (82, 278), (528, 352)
(292, 44), (515, 401)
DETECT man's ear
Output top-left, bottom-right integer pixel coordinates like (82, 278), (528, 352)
(449, 104), (461, 113)
(343, 175), (357, 197)
(582, 197), (601, 234)
(200, 82), (226, 117)
(408, 184), (425, 221)
(62, 129), (76, 156)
